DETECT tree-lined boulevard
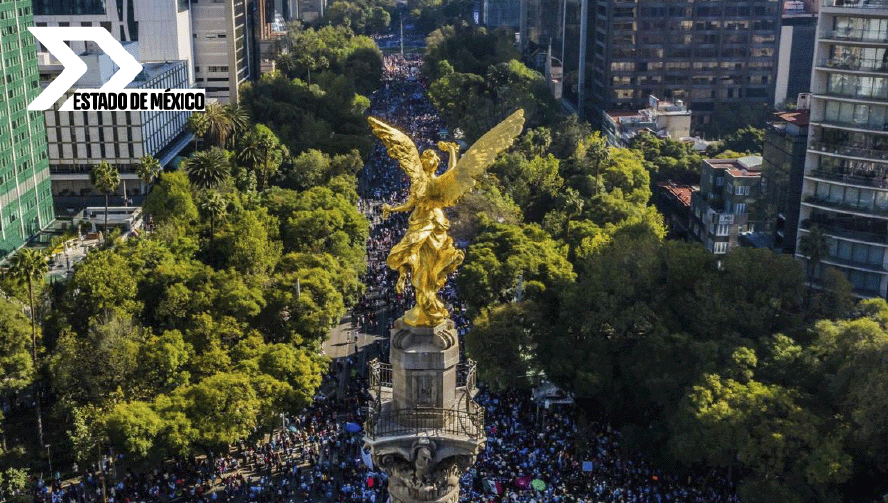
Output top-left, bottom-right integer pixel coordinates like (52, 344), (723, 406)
(1, 14), (888, 503)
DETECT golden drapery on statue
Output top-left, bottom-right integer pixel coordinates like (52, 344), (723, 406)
(369, 110), (525, 327)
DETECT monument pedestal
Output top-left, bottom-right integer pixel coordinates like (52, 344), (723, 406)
(364, 319), (484, 503)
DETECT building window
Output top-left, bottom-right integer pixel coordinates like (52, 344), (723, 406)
(714, 242), (728, 254)
(716, 224), (730, 236)
(736, 185), (750, 196)
(735, 203), (746, 214)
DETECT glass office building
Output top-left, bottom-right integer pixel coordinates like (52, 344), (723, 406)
(0, 0), (54, 258)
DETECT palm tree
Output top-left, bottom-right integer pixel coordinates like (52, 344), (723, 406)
(202, 102), (235, 148)
(186, 112), (209, 150)
(239, 131), (263, 171)
(135, 155), (161, 196)
(238, 131), (278, 190)
(89, 161), (120, 234)
(8, 248), (48, 449)
(183, 147), (230, 189)
(799, 224), (830, 307)
(562, 187), (584, 262)
(224, 104), (250, 148)
(276, 52), (297, 78)
(198, 191), (227, 237)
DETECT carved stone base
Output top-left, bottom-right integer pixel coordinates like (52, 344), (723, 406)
(374, 439), (475, 503)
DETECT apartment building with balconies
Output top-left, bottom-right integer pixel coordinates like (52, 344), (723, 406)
(690, 156), (763, 254)
(799, 0), (888, 298)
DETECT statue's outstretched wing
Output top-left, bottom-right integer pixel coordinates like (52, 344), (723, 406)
(433, 110), (525, 206)
(368, 117), (427, 195)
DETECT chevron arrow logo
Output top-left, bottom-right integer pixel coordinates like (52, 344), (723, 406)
(27, 27), (143, 111)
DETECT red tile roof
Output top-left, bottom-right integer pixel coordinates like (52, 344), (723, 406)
(657, 181), (695, 207)
(774, 109), (809, 127)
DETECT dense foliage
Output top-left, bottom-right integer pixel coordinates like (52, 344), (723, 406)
(416, 20), (888, 503)
(246, 24), (381, 157)
(423, 25), (559, 143)
(1, 103), (367, 468)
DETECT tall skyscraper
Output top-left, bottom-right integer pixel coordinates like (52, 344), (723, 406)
(0, 0), (55, 258)
(33, 0), (195, 82)
(191, 0), (252, 103)
(798, 0), (888, 298)
(587, 0), (782, 130)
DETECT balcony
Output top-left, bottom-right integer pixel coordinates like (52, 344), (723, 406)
(809, 141), (888, 161)
(807, 169), (888, 189)
(817, 86), (888, 103)
(818, 58), (888, 74)
(821, 28), (888, 44)
(367, 359), (478, 408)
(822, 254), (888, 272)
(800, 219), (888, 244)
(812, 118), (888, 134)
(823, 0), (888, 7)
(803, 195), (888, 216)
(363, 403), (485, 441)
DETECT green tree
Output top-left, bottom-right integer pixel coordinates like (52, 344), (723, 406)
(174, 372), (263, 447)
(423, 25), (520, 79)
(799, 225), (830, 306)
(0, 296), (34, 395)
(465, 301), (546, 390)
(7, 248), (47, 447)
(105, 401), (164, 458)
(136, 155), (161, 195)
(629, 133), (702, 185)
(428, 60), (555, 142)
(488, 152), (562, 220)
(183, 147), (231, 190)
(197, 191), (227, 237)
(66, 406), (106, 465)
(572, 132), (610, 195)
(0, 467), (29, 502)
(282, 149), (331, 191)
(276, 186), (368, 273)
(90, 161), (121, 232)
(186, 112), (209, 150)
(239, 72), (372, 157)
(708, 126), (765, 156)
(253, 343), (325, 405)
(457, 222), (575, 315)
(670, 374), (851, 503)
(220, 209), (282, 276)
(238, 124), (289, 190)
(818, 267), (855, 319)
(70, 250), (139, 327)
(263, 266), (346, 343)
(810, 302), (888, 473)
(200, 102), (236, 148)
(143, 171), (199, 235)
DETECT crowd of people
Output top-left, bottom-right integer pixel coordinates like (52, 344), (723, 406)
(462, 389), (740, 503)
(30, 53), (741, 503)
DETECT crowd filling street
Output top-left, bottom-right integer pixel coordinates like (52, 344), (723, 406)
(33, 54), (739, 503)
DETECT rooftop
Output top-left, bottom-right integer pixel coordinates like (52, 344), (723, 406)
(773, 109), (809, 127)
(657, 181), (697, 207)
(705, 156), (763, 177)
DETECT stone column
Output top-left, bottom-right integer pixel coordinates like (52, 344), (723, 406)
(364, 318), (484, 503)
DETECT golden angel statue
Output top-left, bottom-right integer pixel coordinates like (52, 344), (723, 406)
(369, 110), (525, 327)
